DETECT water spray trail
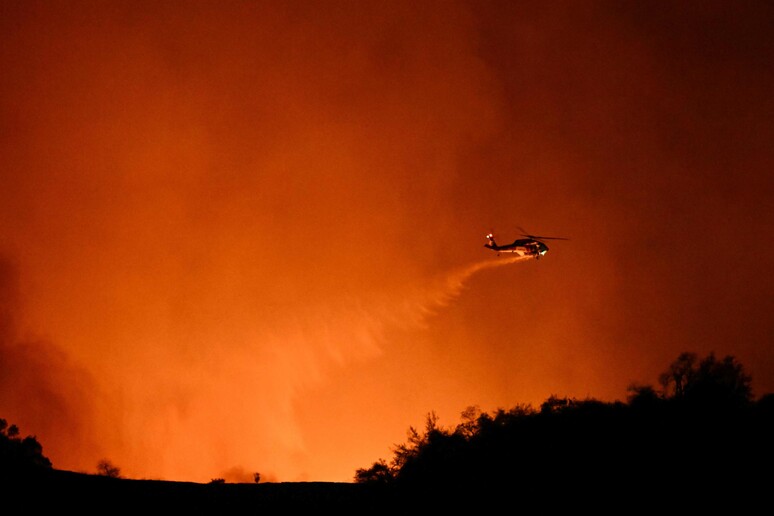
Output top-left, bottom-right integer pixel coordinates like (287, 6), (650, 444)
(446, 255), (529, 297)
(385, 255), (531, 332)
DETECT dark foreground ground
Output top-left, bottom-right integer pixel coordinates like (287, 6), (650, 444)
(6, 468), (395, 511)
(5, 465), (767, 513)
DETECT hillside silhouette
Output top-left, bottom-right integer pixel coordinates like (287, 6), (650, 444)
(3, 351), (772, 511)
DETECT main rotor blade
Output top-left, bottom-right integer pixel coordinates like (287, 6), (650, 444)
(517, 227), (569, 240)
(532, 236), (569, 240)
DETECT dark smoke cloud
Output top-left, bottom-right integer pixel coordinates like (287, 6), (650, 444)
(0, 254), (101, 471)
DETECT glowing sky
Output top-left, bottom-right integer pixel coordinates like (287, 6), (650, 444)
(1, 1), (772, 483)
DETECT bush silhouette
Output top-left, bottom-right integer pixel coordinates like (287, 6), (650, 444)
(355, 351), (773, 502)
(0, 418), (52, 475)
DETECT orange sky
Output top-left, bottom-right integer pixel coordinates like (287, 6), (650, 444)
(1, 1), (772, 483)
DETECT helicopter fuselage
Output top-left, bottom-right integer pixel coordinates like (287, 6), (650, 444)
(484, 236), (548, 258)
(485, 231), (567, 259)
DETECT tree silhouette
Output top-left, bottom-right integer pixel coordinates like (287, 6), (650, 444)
(688, 353), (752, 407)
(658, 351), (697, 398)
(96, 459), (121, 478)
(656, 351), (752, 409)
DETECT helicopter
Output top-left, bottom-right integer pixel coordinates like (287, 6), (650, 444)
(484, 228), (569, 259)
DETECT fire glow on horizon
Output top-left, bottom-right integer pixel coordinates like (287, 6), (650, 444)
(1, 253), (530, 483)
